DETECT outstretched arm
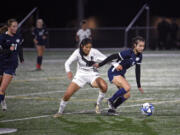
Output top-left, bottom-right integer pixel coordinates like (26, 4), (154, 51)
(98, 53), (121, 67)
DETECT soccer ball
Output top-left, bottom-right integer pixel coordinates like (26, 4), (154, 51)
(141, 103), (154, 116)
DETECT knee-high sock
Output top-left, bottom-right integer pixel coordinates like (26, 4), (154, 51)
(109, 88), (127, 103)
(97, 91), (105, 105)
(37, 56), (43, 65)
(113, 96), (127, 109)
(58, 99), (68, 114)
(0, 94), (5, 102)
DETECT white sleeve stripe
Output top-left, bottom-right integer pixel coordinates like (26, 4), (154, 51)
(136, 63), (141, 65)
(119, 53), (124, 60)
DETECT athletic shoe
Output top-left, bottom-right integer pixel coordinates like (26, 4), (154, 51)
(95, 104), (101, 114)
(36, 64), (41, 70)
(107, 109), (118, 115)
(1, 99), (7, 111)
(53, 113), (62, 118)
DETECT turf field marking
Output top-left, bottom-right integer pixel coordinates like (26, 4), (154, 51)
(6, 87), (99, 98)
(0, 115), (51, 123)
(1, 99), (180, 123)
(6, 84), (179, 98)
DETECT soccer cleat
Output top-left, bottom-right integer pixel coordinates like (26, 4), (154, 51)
(53, 113), (62, 118)
(108, 99), (115, 110)
(1, 100), (7, 111)
(95, 104), (101, 114)
(107, 109), (117, 115)
(36, 64), (42, 70)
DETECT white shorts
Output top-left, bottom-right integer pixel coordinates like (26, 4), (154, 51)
(72, 70), (100, 88)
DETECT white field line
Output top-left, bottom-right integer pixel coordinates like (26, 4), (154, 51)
(0, 115), (51, 123)
(6, 86), (109, 98)
(6, 84), (180, 99)
(1, 99), (180, 123)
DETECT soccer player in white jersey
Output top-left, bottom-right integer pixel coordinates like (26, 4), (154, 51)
(76, 20), (91, 45)
(54, 38), (119, 117)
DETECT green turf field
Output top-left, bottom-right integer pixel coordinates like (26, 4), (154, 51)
(0, 49), (180, 135)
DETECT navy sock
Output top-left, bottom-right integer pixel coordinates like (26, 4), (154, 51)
(0, 94), (5, 102)
(114, 96), (127, 108)
(109, 88), (127, 103)
(37, 56), (43, 65)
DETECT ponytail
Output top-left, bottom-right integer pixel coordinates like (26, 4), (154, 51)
(0, 25), (8, 34)
(0, 19), (17, 34)
(132, 36), (145, 48)
(79, 38), (95, 66)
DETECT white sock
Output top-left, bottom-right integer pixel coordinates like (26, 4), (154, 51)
(97, 91), (105, 105)
(58, 99), (68, 114)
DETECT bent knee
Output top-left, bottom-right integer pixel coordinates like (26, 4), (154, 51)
(102, 84), (108, 92)
(124, 92), (131, 99)
(124, 85), (131, 92)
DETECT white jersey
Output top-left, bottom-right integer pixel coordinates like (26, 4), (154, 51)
(65, 48), (118, 73)
(76, 29), (91, 43)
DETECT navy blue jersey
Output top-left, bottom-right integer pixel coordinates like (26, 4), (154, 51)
(32, 28), (48, 45)
(117, 49), (142, 70)
(0, 32), (24, 68)
(99, 48), (143, 87)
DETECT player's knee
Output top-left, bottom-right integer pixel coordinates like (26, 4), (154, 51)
(0, 87), (6, 93)
(125, 92), (131, 99)
(101, 83), (108, 93)
(125, 85), (131, 92)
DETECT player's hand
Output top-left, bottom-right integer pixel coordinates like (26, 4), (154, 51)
(138, 87), (144, 94)
(42, 36), (46, 40)
(67, 72), (73, 80)
(33, 39), (38, 45)
(10, 45), (15, 51)
(20, 59), (24, 64)
(116, 65), (123, 71)
(93, 63), (99, 68)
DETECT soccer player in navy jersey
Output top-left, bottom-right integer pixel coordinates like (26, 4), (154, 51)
(94, 36), (145, 114)
(32, 19), (48, 70)
(0, 19), (24, 111)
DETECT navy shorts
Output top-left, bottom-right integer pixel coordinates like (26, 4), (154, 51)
(108, 66), (126, 83)
(37, 39), (47, 46)
(0, 61), (17, 76)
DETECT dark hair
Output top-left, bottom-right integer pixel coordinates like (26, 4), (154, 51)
(132, 36), (145, 48)
(79, 38), (94, 66)
(79, 38), (92, 56)
(0, 19), (17, 34)
(36, 18), (46, 28)
(80, 20), (87, 26)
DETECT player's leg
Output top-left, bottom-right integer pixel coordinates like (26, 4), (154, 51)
(0, 74), (13, 102)
(36, 45), (45, 70)
(54, 82), (80, 117)
(91, 77), (108, 114)
(0, 75), (7, 111)
(108, 75), (131, 111)
(110, 75), (131, 102)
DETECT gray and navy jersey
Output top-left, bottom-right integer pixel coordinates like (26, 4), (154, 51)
(99, 48), (143, 88)
(32, 28), (48, 42)
(117, 49), (142, 70)
(0, 32), (24, 66)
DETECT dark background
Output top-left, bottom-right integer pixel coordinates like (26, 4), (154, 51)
(0, 0), (179, 27)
